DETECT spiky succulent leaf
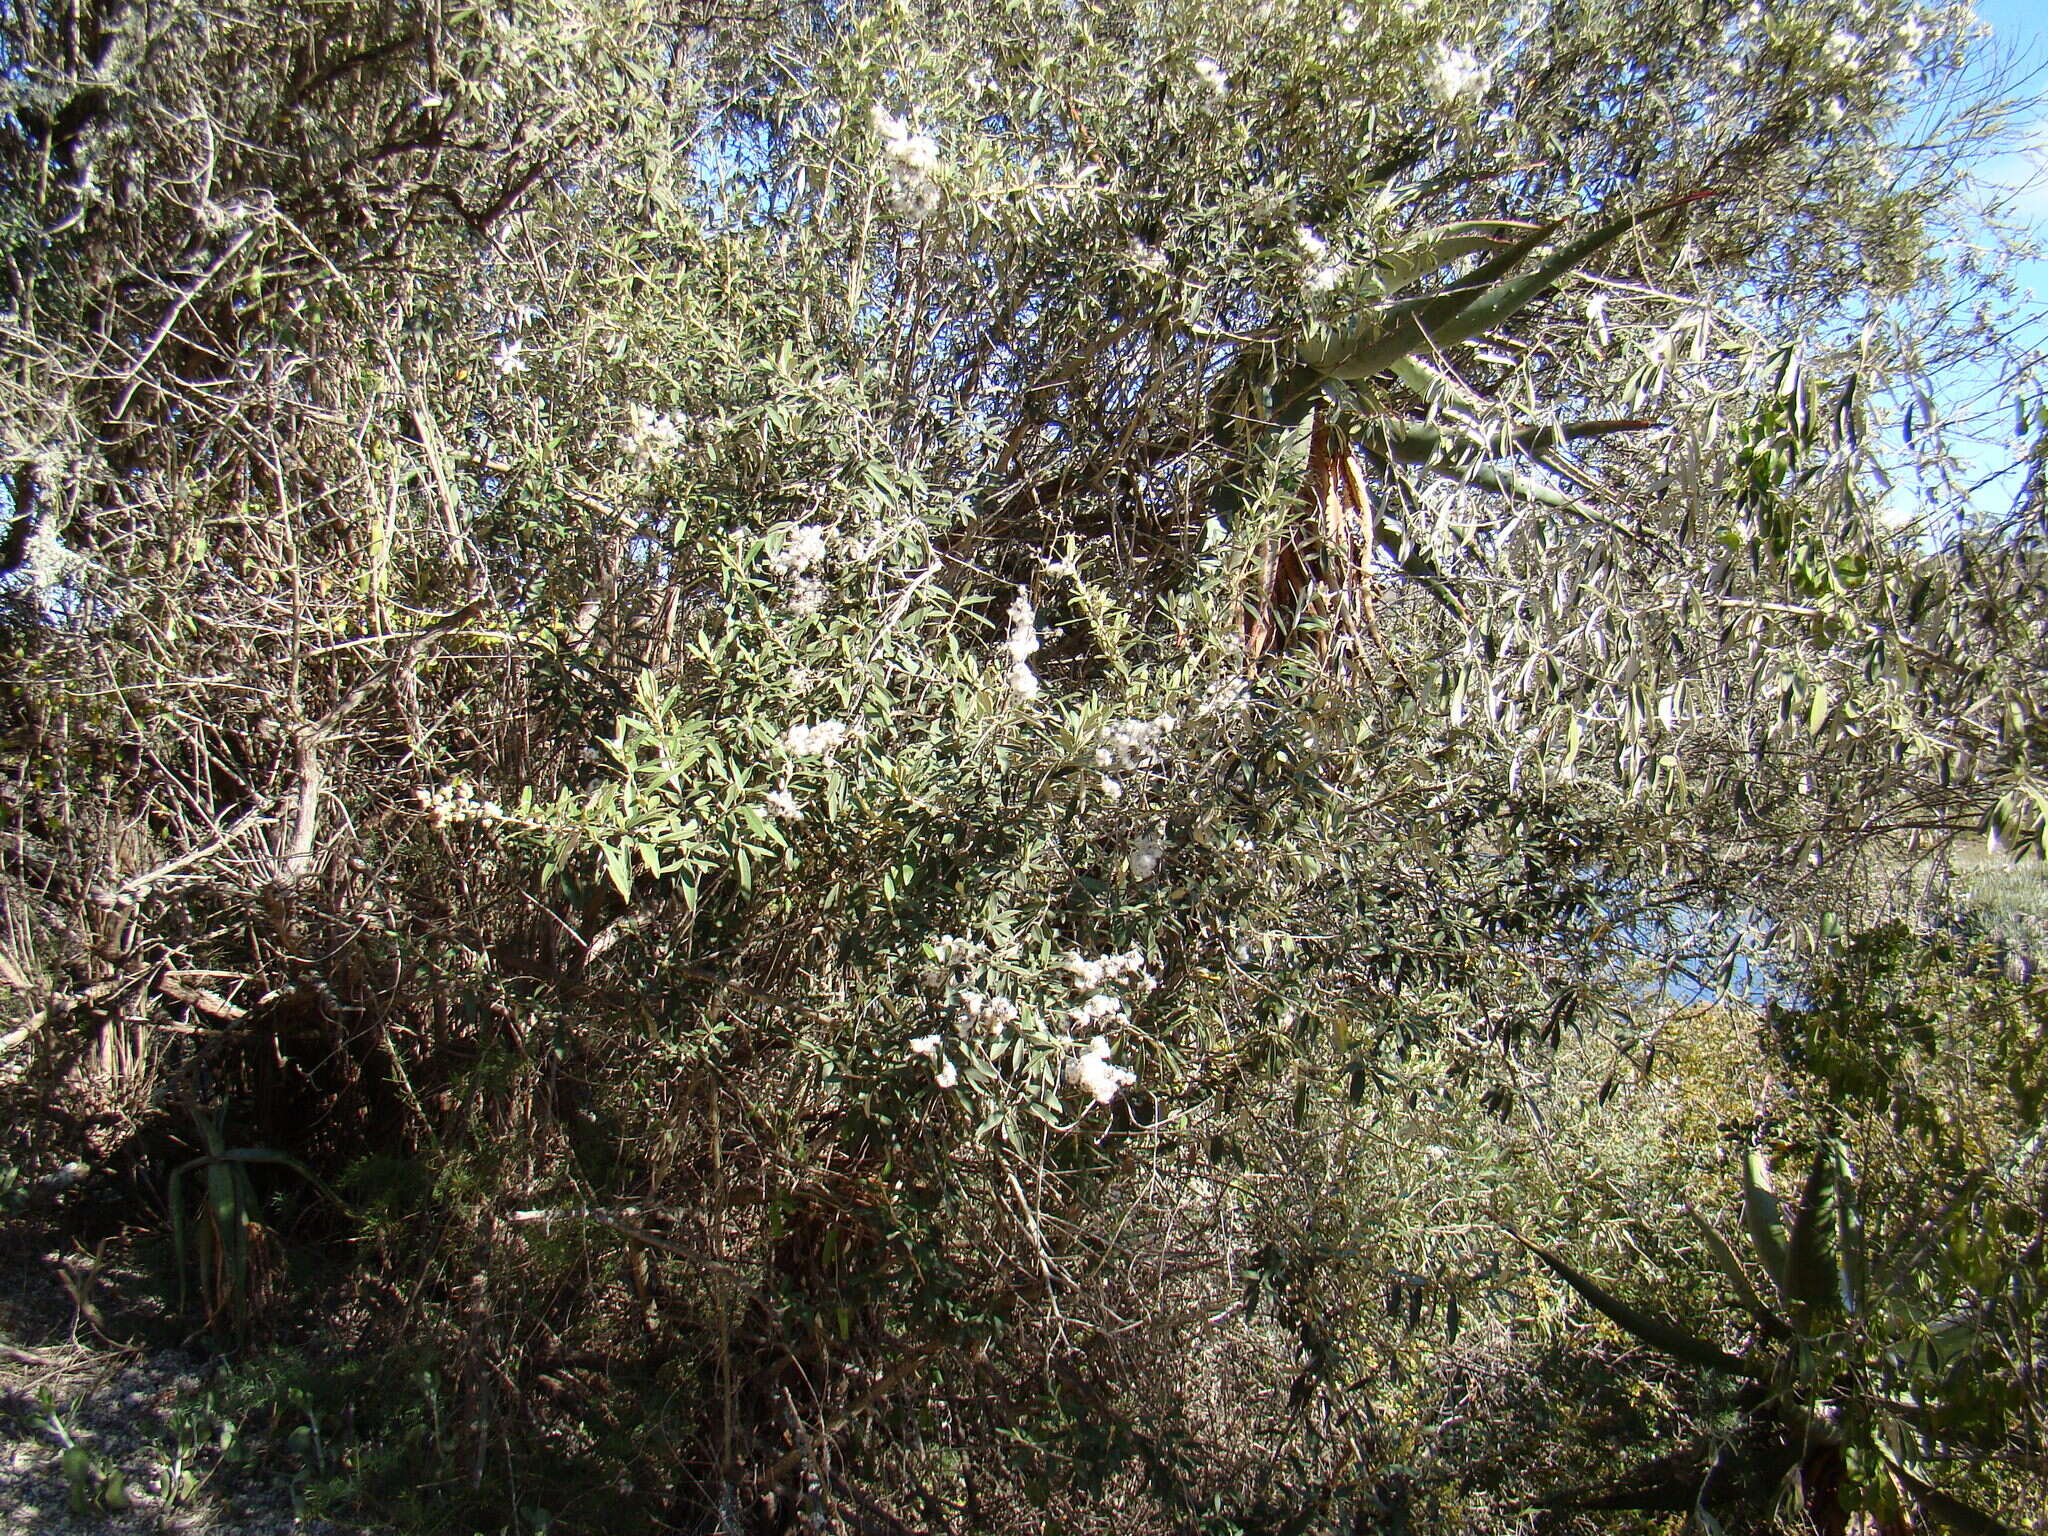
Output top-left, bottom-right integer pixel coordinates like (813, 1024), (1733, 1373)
(1742, 1149), (1794, 1302)
(1784, 1140), (1846, 1316)
(1682, 1204), (1792, 1340)
(1830, 1140), (1866, 1315)
(1511, 1232), (1755, 1375)
(1303, 191), (1717, 382)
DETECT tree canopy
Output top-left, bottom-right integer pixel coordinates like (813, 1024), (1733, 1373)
(2, 1), (2044, 1532)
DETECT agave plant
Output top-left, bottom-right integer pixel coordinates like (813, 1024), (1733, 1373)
(1241, 193), (1710, 654)
(1513, 1141), (2026, 1536)
(168, 1098), (347, 1341)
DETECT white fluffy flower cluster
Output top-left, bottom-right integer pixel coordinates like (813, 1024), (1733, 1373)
(1058, 950), (1152, 1094)
(872, 104), (943, 221)
(1296, 226), (1352, 297)
(782, 719), (851, 756)
(415, 781), (508, 828)
(1193, 57), (1229, 97)
(1065, 1035), (1137, 1106)
(1095, 713), (1179, 771)
(766, 523), (833, 615)
(763, 788), (803, 821)
(1001, 587), (1041, 700)
(1127, 823), (1167, 882)
(1428, 43), (1490, 104)
(1060, 948), (1155, 993)
(1067, 991), (1128, 1032)
(1197, 674), (1253, 717)
(623, 404), (686, 464)
(907, 1032), (958, 1089)
(959, 989), (1020, 1036)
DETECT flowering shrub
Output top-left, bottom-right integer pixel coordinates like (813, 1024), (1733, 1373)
(3, 0), (2041, 1531)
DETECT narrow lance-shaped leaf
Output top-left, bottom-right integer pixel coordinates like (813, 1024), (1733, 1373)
(1682, 1204), (1792, 1340)
(1829, 1140), (1865, 1315)
(1360, 219), (1550, 298)
(1741, 1149), (1793, 1302)
(1509, 1231), (1756, 1375)
(1783, 1139), (1845, 1316)
(1306, 191), (1716, 381)
(1874, 1437), (2030, 1536)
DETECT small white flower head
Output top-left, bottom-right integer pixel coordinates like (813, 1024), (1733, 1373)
(1295, 226), (1331, 262)
(872, 103), (943, 220)
(494, 337), (528, 375)
(1065, 1035), (1137, 1105)
(767, 524), (831, 580)
(885, 131), (941, 178)
(1193, 57), (1230, 96)
(1066, 992), (1128, 1031)
(1100, 774), (1124, 799)
(416, 780), (508, 828)
(959, 990), (1020, 1035)
(1127, 822), (1167, 881)
(1336, 5), (1362, 35)
(1820, 97), (1847, 127)
(1005, 659), (1042, 700)
(785, 576), (828, 617)
(764, 788), (804, 821)
(1304, 255), (1353, 295)
(623, 404), (684, 463)
(932, 1058), (959, 1089)
(783, 719), (851, 756)
(1129, 239), (1170, 276)
(1059, 948), (1153, 994)
(908, 1034), (943, 1060)
(1428, 43), (1490, 104)
(1097, 713), (1179, 770)
(1197, 675), (1253, 717)
(1003, 587), (1040, 663)
(1000, 588), (1043, 697)
(1824, 28), (1862, 67)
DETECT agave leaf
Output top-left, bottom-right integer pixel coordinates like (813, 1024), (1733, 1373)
(1682, 1204), (1792, 1340)
(1412, 189), (1721, 357)
(1509, 419), (1661, 455)
(1418, 455), (1583, 509)
(1873, 1437), (2028, 1536)
(1389, 354), (1491, 415)
(1364, 219), (1551, 297)
(1784, 1141), (1845, 1316)
(216, 1146), (350, 1212)
(1741, 1149), (1793, 1302)
(1300, 221), (1558, 376)
(1828, 1140), (1866, 1316)
(1509, 1231), (1755, 1375)
(168, 1157), (195, 1313)
(1306, 190), (1716, 382)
